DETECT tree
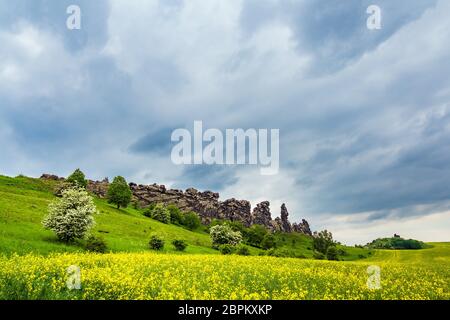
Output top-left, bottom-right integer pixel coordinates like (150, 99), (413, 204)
(67, 169), (88, 188)
(42, 187), (97, 242)
(148, 203), (171, 224)
(172, 239), (187, 251)
(167, 204), (184, 225)
(107, 176), (132, 209)
(244, 224), (268, 248)
(261, 233), (276, 250)
(326, 246), (339, 260)
(149, 235), (165, 250)
(210, 225), (242, 248)
(182, 211), (201, 230)
(313, 230), (335, 255)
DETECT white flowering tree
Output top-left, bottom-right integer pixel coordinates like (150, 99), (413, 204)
(210, 225), (242, 248)
(43, 187), (98, 242)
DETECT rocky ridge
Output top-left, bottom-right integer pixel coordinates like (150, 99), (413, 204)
(40, 173), (312, 235)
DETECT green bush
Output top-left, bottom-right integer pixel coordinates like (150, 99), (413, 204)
(67, 169), (88, 188)
(219, 244), (235, 255)
(210, 225), (242, 249)
(313, 230), (335, 254)
(261, 234), (276, 250)
(85, 235), (107, 253)
(167, 205), (184, 225)
(236, 246), (250, 256)
(143, 203), (156, 217)
(244, 224), (268, 248)
(149, 235), (165, 250)
(313, 251), (326, 260)
(326, 246), (339, 260)
(182, 211), (201, 230)
(148, 204), (171, 224)
(107, 176), (132, 209)
(172, 239), (187, 251)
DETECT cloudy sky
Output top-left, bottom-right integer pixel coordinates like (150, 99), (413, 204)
(1, 0), (449, 244)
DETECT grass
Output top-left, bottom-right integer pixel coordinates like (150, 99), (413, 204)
(0, 175), (217, 255)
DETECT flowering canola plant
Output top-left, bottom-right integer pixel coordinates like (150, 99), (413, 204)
(0, 252), (448, 300)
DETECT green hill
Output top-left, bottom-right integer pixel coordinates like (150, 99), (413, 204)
(0, 174), (369, 260)
(0, 175), (217, 255)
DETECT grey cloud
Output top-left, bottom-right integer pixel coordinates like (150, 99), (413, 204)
(174, 165), (239, 192)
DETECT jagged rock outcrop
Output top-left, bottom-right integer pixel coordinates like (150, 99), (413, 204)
(280, 203), (292, 233)
(87, 178), (109, 198)
(270, 217), (283, 232)
(251, 201), (272, 227)
(292, 219), (312, 236)
(218, 199), (252, 227)
(41, 173), (313, 235)
(40, 174), (64, 181)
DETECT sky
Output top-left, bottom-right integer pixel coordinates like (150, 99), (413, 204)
(0, 0), (449, 245)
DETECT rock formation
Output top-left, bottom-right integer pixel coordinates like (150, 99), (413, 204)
(40, 173), (312, 235)
(280, 203), (292, 233)
(292, 219), (312, 235)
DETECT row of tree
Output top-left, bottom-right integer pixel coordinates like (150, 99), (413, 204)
(67, 168), (132, 209)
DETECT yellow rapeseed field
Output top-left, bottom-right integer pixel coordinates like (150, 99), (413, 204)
(0, 249), (448, 300)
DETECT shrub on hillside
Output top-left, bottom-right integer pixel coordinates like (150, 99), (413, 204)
(143, 203), (156, 217)
(219, 244), (235, 255)
(107, 176), (132, 209)
(172, 239), (187, 251)
(261, 234), (276, 250)
(42, 187), (98, 243)
(147, 204), (171, 224)
(313, 251), (326, 260)
(326, 246), (339, 261)
(182, 211), (201, 230)
(244, 224), (268, 248)
(210, 225), (242, 249)
(167, 205), (184, 225)
(67, 169), (88, 189)
(85, 235), (107, 253)
(149, 235), (165, 250)
(313, 230), (335, 255)
(236, 245), (250, 256)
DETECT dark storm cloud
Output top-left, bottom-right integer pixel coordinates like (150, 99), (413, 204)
(174, 165), (239, 192)
(129, 127), (175, 155)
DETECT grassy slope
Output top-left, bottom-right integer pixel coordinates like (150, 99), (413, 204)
(0, 175), (216, 255)
(0, 174), (369, 259)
